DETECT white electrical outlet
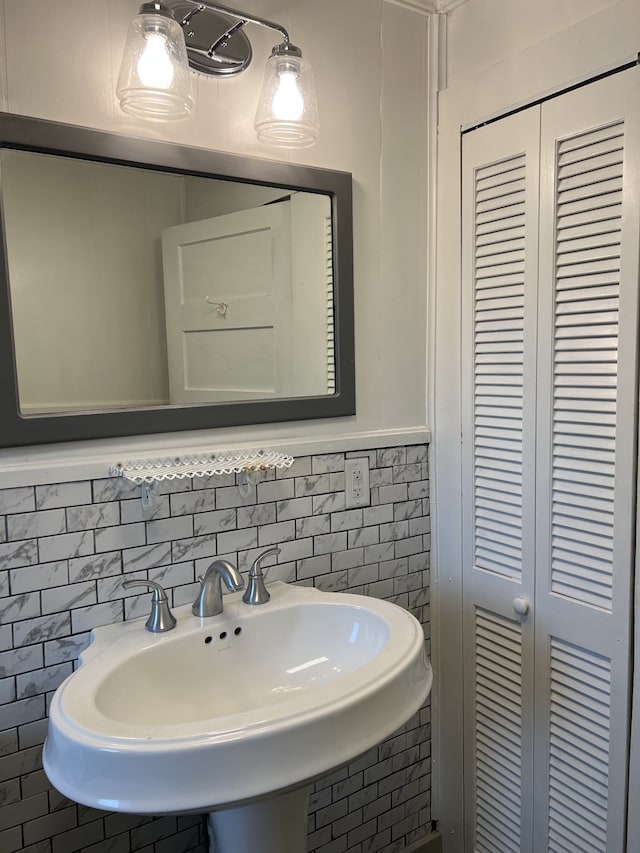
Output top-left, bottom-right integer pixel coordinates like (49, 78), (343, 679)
(345, 457), (370, 508)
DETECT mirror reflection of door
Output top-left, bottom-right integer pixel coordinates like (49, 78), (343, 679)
(162, 193), (334, 404)
(162, 201), (293, 404)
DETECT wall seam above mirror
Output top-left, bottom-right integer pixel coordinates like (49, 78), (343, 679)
(0, 428), (431, 488)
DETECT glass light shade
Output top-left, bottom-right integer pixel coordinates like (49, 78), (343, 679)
(117, 8), (193, 121)
(254, 51), (319, 148)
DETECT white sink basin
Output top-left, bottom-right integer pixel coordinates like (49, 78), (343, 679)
(44, 581), (432, 815)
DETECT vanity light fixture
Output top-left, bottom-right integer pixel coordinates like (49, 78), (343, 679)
(117, 0), (319, 147)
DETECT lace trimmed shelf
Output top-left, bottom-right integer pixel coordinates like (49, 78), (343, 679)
(109, 449), (295, 485)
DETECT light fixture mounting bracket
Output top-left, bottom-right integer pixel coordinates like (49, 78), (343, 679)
(164, 0), (253, 76)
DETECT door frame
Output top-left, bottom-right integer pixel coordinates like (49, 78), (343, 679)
(430, 4), (640, 849)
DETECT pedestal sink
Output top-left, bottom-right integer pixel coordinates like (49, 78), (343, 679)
(44, 581), (432, 853)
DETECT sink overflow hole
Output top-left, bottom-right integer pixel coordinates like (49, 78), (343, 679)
(203, 628), (242, 645)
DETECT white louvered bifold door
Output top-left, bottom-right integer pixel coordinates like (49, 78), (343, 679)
(461, 66), (640, 853)
(461, 107), (541, 853)
(534, 68), (640, 853)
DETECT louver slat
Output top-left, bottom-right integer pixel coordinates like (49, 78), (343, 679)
(550, 122), (623, 610)
(474, 609), (523, 853)
(547, 639), (611, 852)
(473, 154), (526, 581)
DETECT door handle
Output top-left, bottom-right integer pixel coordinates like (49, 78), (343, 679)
(513, 597), (530, 616)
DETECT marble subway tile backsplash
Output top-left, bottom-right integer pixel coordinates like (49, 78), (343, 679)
(0, 444), (431, 853)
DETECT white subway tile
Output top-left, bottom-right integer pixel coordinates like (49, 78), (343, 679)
(71, 600), (123, 634)
(256, 479), (295, 503)
(276, 538), (314, 563)
(16, 662), (72, 700)
(296, 554), (331, 580)
(0, 593), (40, 624)
(313, 492), (346, 515)
(0, 487), (35, 515)
(276, 456), (312, 478)
(217, 527), (258, 554)
(172, 534), (220, 564)
(379, 521), (409, 543)
(295, 474), (331, 498)
(120, 495), (170, 524)
(95, 523), (145, 553)
(0, 645), (43, 679)
(311, 453), (345, 474)
(348, 527), (379, 548)
(13, 613), (70, 648)
(276, 497), (313, 521)
(68, 551), (121, 584)
(331, 549), (364, 572)
(377, 448), (407, 468)
(392, 464), (423, 483)
(237, 503), (276, 528)
(257, 521), (296, 546)
(7, 510), (66, 541)
(36, 482), (92, 510)
(330, 509), (364, 532)
(407, 480), (429, 500)
(38, 531), (94, 564)
(41, 581), (96, 616)
(122, 542), (171, 573)
(194, 508), (237, 536)
(169, 489), (217, 516)
(146, 515), (193, 545)
(296, 515), (331, 538)
(314, 532), (347, 555)
(0, 540), (38, 570)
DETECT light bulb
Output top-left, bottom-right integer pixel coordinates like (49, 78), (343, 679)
(117, 6), (193, 120)
(272, 71), (304, 121)
(137, 32), (175, 90)
(254, 45), (319, 147)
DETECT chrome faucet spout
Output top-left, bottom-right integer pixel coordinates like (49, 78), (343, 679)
(192, 559), (244, 618)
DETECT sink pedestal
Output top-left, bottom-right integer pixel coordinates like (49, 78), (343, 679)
(208, 786), (310, 853)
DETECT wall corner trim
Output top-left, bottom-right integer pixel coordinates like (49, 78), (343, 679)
(437, 0), (471, 12)
(384, 0), (438, 15)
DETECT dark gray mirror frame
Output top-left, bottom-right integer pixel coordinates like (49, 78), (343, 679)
(0, 113), (355, 448)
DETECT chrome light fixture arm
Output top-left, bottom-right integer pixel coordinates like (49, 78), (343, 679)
(190, 1), (290, 47)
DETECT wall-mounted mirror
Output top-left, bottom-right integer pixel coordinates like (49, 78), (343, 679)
(0, 114), (354, 447)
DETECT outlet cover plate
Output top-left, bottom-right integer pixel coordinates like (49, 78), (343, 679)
(345, 457), (370, 508)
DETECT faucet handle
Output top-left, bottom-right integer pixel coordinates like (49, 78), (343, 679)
(243, 547), (281, 605)
(252, 547), (281, 573)
(122, 579), (177, 633)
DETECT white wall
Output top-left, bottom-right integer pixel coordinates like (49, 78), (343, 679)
(445, 0), (625, 89)
(4, 151), (181, 411)
(0, 0), (431, 483)
(431, 0), (640, 848)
